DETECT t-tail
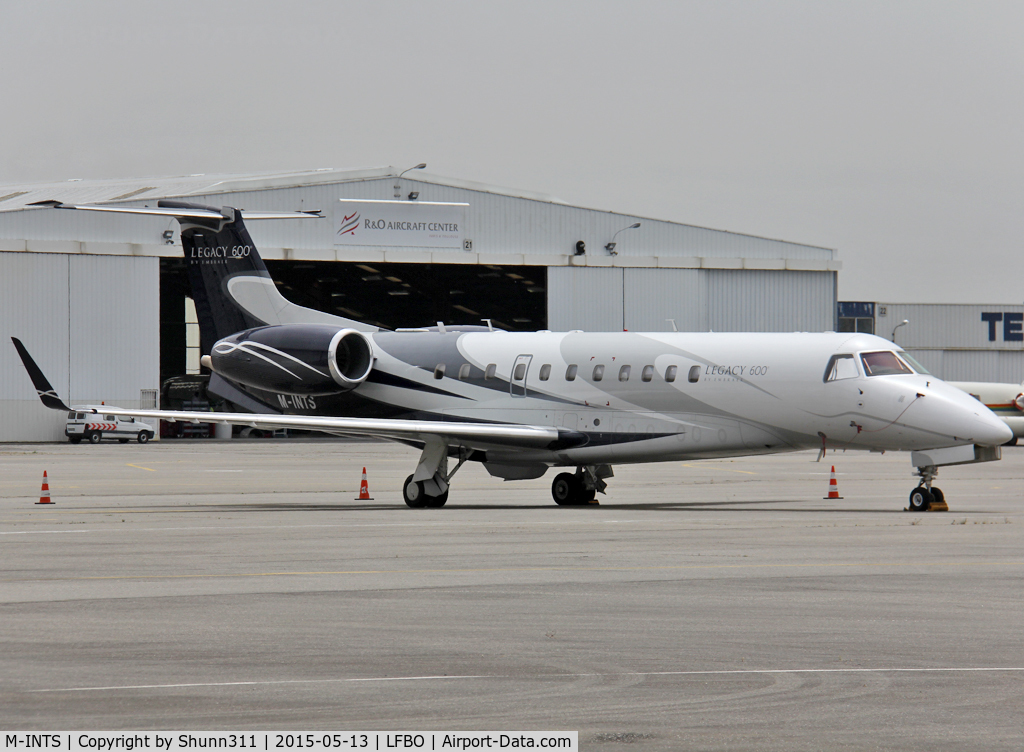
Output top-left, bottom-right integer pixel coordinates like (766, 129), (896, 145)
(164, 200), (378, 350)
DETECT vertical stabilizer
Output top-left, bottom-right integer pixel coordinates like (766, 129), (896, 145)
(160, 200), (376, 353)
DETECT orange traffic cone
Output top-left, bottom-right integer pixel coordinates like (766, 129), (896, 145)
(354, 467), (374, 500)
(37, 470), (53, 505)
(823, 465), (843, 499)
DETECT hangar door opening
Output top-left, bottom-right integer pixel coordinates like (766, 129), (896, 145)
(159, 259), (547, 381)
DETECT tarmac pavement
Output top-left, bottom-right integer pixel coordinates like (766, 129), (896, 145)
(1, 439), (1022, 750)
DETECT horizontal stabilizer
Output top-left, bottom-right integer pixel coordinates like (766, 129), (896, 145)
(27, 200), (322, 222)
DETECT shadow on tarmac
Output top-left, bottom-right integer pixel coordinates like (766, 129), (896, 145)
(130, 498), (915, 514)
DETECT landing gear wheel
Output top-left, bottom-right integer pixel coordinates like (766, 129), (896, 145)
(552, 472), (582, 505)
(88, 432), (101, 444)
(403, 474), (427, 508)
(931, 487), (945, 506)
(580, 487), (597, 503)
(908, 486), (934, 512)
(425, 490), (449, 508)
(137, 432), (150, 444)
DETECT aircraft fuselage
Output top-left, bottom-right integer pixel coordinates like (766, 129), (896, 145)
(212, 326), (1010, 471)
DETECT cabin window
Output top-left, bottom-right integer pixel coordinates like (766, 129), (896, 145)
(77, 412), (85, 420)
(513, 363), (527, 381)
(824, 354), (859, 382)
(687, 365), (700, 383)
(593, 365), (605, 381)
(618, 365), (631, 382)
(485, 364), (497, 380)
(860, 351), (913, 377)
(105, 415), (115, 422)
(565, 364), (578, 381)
(458, 364), (471, 380)
(67, 411), (76, 419)
(665, 365), (678, 383)
(433, 364), (446, 379)
(539, 364), (551, 381)
(641, 365), (654, 382)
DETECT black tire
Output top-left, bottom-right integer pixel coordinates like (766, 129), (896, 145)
(552, 472), (580, 505)
(931, 487), (945, 505)
(88, 432), (101, 445)
(909, 486), (933, 512)
(403, 474), (428, 508)
(68, 436), (82, 445)
(137, 432), (150, 444)
(425, 490), (449, 508)
(118, 438), (129, 444)
(1003, 436), (1018, 446)
(580, 487), (597, 503)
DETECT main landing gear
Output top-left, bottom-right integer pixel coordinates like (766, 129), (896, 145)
(402, 438), (469, 509)
(403, 474), (449, 508)
(551, 465), (613, 506)
(908, 464), (948, 512)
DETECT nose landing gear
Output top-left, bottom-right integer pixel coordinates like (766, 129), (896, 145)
(908, 464), (948, 512)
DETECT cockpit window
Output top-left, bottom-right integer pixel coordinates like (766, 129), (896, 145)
(860, 350), (914, 377)
(898, 352), (931, 375)
(824, 354), (859, 382)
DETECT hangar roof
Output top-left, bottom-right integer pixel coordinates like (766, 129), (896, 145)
(0, 167), (568, 212)
(0, 168), (839, 270)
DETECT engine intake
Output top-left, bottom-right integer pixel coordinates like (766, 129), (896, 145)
(210, 324), (373, 396)
(328, 328), (374, 389)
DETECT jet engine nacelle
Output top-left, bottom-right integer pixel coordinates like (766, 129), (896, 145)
(208, 324), (374, 396)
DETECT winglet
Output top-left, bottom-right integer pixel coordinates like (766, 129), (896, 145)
(10, 338), (71, 411)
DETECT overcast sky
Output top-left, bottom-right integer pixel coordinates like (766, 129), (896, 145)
(2, 1), (1021, 304)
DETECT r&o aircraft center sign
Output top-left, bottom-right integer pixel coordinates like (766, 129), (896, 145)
(335, 199), (467, 249)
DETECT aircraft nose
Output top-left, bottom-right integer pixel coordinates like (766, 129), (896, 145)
(923, 382), (1013, 446)
(972, 411), (1013, 446)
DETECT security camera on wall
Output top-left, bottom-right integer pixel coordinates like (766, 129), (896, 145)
(574, 240), (586, 256)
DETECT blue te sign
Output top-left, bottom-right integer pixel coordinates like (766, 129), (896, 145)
(981, 312), (1024, 342)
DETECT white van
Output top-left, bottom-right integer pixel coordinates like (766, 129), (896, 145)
(65, 407), (155, 444)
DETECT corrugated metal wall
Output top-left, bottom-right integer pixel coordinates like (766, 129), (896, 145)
(549, 267), (835, 333)
(547, 268), (624, 331)
(878, 304), (1024, 350)
(623, 269), (705, 332)
(0, 252), (71, 441)
(905, 349), (1024, 383)
(706, 270), (834, 333)
(0, 252), (159, 441)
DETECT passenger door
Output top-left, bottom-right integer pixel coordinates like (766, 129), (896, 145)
(510, 354), (533, 397)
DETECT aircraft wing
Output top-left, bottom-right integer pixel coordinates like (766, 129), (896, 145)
(75, 405), (572, 449)
(11, 337), (582, 451)
(11, 337), (71, 411)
